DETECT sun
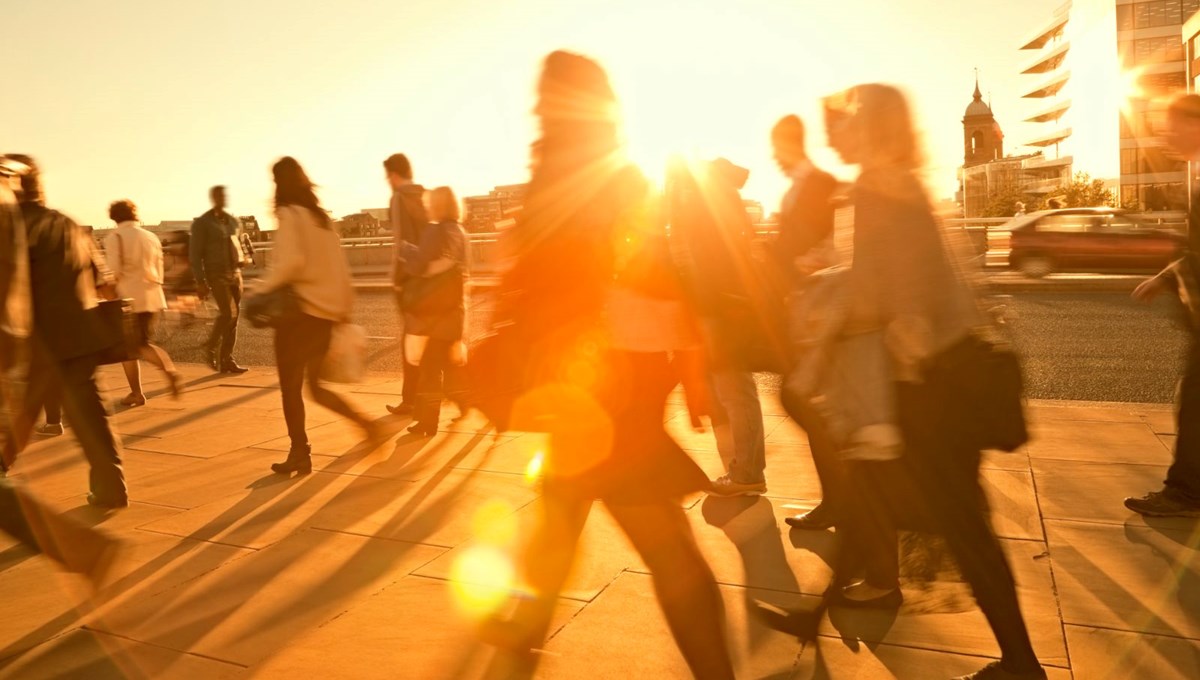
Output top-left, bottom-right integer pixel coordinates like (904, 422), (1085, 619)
(1117, 66), (1145, 114)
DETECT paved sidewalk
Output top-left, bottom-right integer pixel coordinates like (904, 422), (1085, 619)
(0, 364), (1196, 679)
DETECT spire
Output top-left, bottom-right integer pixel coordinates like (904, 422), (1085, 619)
(973, 67), (983, 101)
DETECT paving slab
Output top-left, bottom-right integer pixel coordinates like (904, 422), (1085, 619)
(134, 448), (302, 510)
(793, 636), (1073, 680)
(246, 575), (582, 679)
(90, 529), (444, 667)
(1032, 458), (1175, 527)
(1064, 625), (1200, 680)
(127, 416), (288, 458)
(536, 571), (807, 679)
(11, 448), (191, 504)
(1047, 519), (1200, 641)
(0, 629), (245, 680)
(1025, 420), (1171, 465)
(980, 468), (1043, 542)
(1027, 403), (1150, 425)
(1141, 410), (1179, 436)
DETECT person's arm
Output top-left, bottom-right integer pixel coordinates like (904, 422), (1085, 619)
(403, 222), (452, 277)
(147, 233), (165, 285)
(390, 193), (408, 282)
(103, 232), (121, 284)
(1134, 259), (1183, 303)
(189, 217), (208, 294)
(257, 208), (304, 293)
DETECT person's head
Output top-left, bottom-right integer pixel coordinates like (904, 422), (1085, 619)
(532, 50), (621, 174)
(109, 199), (138, 224)
(426, 186), (460, 223)
(771, 115), (807, 173)
(384, 153), (413, 190)
(1167, 94), (1200, 160)
(1014, 201), (1025, 213)
(272, 156), (330, 227)
(5, 154), (42, 203)
(823, 84), (922, 170)
(1047, 197), (1065, 209)
(210, 185), (227, 210)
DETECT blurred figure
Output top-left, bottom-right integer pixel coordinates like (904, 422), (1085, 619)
(769, 114), (842, 531)
(482, 51), (734, 678)
(398, 186), (468, 436)
(190, 185), (248, 374)
(667, 157), (769, 497)
(1013, 201), (1026, 217)
(822, 86), (1044, 680)
(259, 157), (379, 475)
(382, 153), (429, 416)
(104, 199), (181, 406)
(1126, 93), (1200, 518)
(3, 155), (127, 509)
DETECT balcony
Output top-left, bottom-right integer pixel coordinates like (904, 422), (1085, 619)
(1022, 42), (1070, 74)
(1024, 154), (1073, 171)
(1020, 12), (1069, 51)
(1023, 177), (1068, 195)
(1025, 99), (1071, 123)
(1023, 72), (1070, 98)
(1026, 127), (1072, 148)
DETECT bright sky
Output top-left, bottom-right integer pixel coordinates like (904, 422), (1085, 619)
(4, 0), (1119, 228)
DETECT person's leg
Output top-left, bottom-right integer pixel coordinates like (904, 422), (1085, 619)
(1165, 340), (1200, 503)
(899, 381), (1041, 673)
(3, 354), (52, 468)
(205, 277), (233, 364)
(119, 360), (144, 403)
(415, 338), (451, 429)
(710, 369), (765, 488)
(838, 460), (901, 598)
(781, 387), (843, 527)
(607, 500), (735, 680)
(42, 374), (62, 426)
(56, 353), (126, 506)
(219, 274), (243, 366)
(274, 320), (310, 453)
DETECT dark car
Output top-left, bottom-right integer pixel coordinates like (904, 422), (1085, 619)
(1007, 208), (1185, 278)
(159, 229), (198, 293)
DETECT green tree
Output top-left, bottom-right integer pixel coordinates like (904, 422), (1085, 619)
(983, 181), (1027, 218)
(1040, 172), (1117, 210)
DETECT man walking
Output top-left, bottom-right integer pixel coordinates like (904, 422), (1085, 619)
(190, 185), (248, 374)
(1126, 94), (1200, 518)
(767, 115), (842, 530)
(382, 154), (428, 415)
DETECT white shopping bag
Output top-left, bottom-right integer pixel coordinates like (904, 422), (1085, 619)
(322, 323), (367, 383)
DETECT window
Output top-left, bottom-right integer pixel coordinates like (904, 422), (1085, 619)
(1121, 148), (1139, 175)
(1131, 36), (1185, 64)
(1122, 185), (1140, 208)
(1037, 214), (1091, 233)
(1117, 4), (1135, 31)
(1140, 182), (1188, 210)
(1140, 71), (1187, 97)
(1186, 0), (1200, 18)
(1135, 1), (1186, 29)
(1139, 146), (1187, 174)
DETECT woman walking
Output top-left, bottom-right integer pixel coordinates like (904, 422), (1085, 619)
(824, 84), (1045, 680)
(399, 186), (468, 436)
(479, 51), (735, 679)
(257, 157), (379, 475)
(103, 200), (181, 406)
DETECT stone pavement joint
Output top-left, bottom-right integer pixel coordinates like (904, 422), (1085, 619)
(0, 363), (1196, 679)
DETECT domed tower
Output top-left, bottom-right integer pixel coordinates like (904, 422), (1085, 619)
(963, 77), (1003, 168)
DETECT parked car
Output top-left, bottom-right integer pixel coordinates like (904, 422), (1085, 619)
(1007, 208), (1185, 278)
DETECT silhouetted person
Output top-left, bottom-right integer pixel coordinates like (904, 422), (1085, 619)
(190, 185), (248, 374)
(823, 86), (1045, 680)
(258, 157), (381, 475)
(1126, 93), (1200, 519)
(104, 199), (181, 406)
(3, 155), (128, 509)
(398, 186), (469, 436)
(480, 51), (735, 679)
(382, 153), (429, 416)
(769, 114), (843, 531)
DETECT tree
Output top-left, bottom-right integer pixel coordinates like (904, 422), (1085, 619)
(983, 181), (1027, 218)
(1040, 172), (1117, 210)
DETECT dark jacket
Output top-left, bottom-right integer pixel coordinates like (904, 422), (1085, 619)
(21, 202), (113, 360)
(773, 165), (836, 290)
(390, 184), (428, 286)
(402, 219), (467, 340)
(189, 209), (242, 283)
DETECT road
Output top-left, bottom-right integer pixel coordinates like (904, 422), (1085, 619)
(153, 289), (1190, 404)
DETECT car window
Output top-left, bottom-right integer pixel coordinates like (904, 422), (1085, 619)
(1036, 214), (1091, 233)
(1101, 215), (1143, 234)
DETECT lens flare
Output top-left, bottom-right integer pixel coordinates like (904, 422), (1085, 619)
(449, 545), (515, 618)
(525, 450), (545, 483)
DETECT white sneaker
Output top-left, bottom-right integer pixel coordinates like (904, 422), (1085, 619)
(709, 474), (767, 497)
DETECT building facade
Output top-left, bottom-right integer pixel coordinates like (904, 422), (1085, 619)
(463, 183), (526, 233)
(1117, 0), (1198, 210)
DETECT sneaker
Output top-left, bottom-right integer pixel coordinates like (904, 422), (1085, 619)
(1124, 490), (1200, 518)
(709, 474), (767, 497)
(36, 423), (65, 436)
(952, 660), (1047, 680)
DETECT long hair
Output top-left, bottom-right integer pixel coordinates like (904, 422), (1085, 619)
(427, 186), (460, 223)
(848, 83), (924, 173)
(272, 157), (330, 228)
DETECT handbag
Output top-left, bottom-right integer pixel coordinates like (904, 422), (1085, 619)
(402, 265), (464, 317)
(95, 298), (136, 365)
(244, 285), (301, 329)
(321, 323), (367, 383)
(924, 334), (1029, 453)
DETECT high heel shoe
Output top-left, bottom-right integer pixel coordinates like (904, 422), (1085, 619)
(407, 421), (438, 437)
(271, 444), (312, 475)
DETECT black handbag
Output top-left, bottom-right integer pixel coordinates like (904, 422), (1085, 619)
(244, 285), (301, 329)
(402, 265), (464, 317)
(925, 334), (1029, 453)
(95, 298), (136, 365)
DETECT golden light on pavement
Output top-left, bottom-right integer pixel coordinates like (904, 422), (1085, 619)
(449, 545), (516, 618)
(525, 450), (545, 484)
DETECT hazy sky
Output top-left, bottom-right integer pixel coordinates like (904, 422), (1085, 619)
(5, 0), (1118, 228)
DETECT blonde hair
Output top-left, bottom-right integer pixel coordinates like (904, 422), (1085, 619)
(426, 186), (460, 223)
(848, 83), (924, 171)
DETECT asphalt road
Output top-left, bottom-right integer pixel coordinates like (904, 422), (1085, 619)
(153, 289), (1190, 405)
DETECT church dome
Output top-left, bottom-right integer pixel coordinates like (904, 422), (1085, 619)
(964, 79), (992, 118)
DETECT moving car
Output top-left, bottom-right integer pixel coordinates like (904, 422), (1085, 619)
(1007, 207), (1185, 278)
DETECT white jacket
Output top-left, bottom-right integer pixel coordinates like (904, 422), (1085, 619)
(104, 221), (166, 313)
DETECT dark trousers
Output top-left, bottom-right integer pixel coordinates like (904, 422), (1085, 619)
(415, 338), (467, 426)
(5, 348), (126, 503)
(206, 272), (243, 365)
(274, 313), (367, 450)
(393, 290), (421, 407)
(1166, 339), (1200, 502)
(840, 378), (1039, 670)
(780, 386), (842, 515)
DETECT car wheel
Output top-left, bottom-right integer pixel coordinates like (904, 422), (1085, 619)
(1020, 255), (1053, 279)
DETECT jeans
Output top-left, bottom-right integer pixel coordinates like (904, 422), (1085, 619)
(710, 370), (766, 484)
(206, 272), (243, 365)
(1166, 339), (1200, 502)
(274, 313), (368, 450)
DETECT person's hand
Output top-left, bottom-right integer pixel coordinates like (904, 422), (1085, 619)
(96, 283), (118, 301)
(1133, 276), (1168, 304)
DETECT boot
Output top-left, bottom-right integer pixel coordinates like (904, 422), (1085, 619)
(271, 444), (312, 475)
